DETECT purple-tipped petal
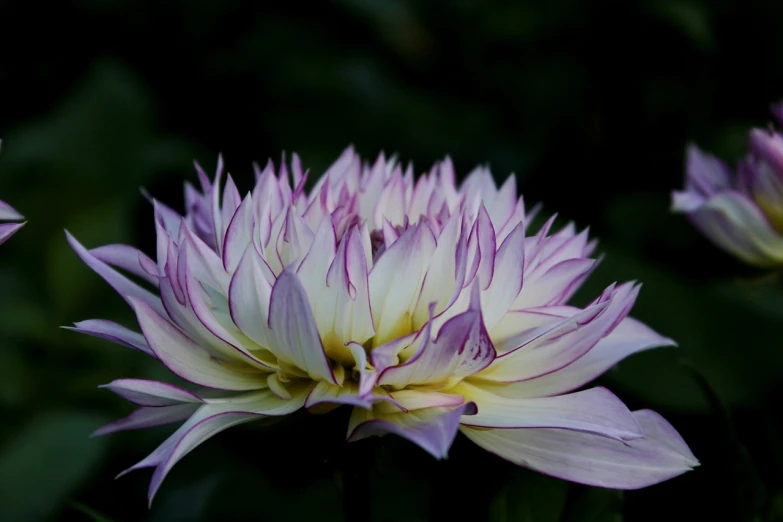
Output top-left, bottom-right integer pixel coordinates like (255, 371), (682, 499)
(100, 379), (203, 406)
(481, 283), (637, 383)
(481, 221), (525, 330)
(369, 224), (437, 346)
(147, 411), (258, 504)
(132, 298), (266, 391)
(465, 205), (496, 290)
(0, 200), (23, 221)
(66, 319), (152, 356)
(267, 269), (337, 384)
(67, 232), (165, 315)
(461, 409), (698, 490)
(228, 246), (274, 349)
(132, 388), (309, 504)
(90, 244), (159, 285)
(379, 283), (495, 388)
(94, 404), (199, 437)
(489, 315), (676, 398)
(348, 402), (473, 459)
(305, 381), (373, 409)
(458, 383), (642, 441)
(513, 258), (597, 309)
(0, 222), (24, 245)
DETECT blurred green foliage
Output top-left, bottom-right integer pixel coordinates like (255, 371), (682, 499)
(2, 0), (783, 520)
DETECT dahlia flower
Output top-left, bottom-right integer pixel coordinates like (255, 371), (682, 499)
(68, 147), (696, 503)
(672, 102), (783, 266)
(0, 199), (24, 245)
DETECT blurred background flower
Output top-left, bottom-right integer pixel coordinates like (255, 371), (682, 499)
(672, 104), (783, 266)
(1, 1), (783, 521)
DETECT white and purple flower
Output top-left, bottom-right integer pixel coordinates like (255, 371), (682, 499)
(673, 101), (783, 266)
(68, 147), (697, 503)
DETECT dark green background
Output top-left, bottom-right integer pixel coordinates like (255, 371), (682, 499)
(1, 1), (783, 520)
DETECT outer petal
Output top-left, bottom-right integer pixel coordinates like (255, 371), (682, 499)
(483, 315), (676, 398)
(456, 383), (642, 441)
(67, 232), (165, 315)
(65, 319), (152, 356)
(137, 387), (310, 504)
(461, 409), (698, 490)
(267, 269), (338, 384)
(347, 402), (473, 459)
(0, 199), (24, 221)
(479, 283), (637, 383)
(93, 404), (199, 436)
(513, 258), (597, 309)
(90, 244), (159, 285)
(100, 379), (203, 406)
(132, 298), (266, 391)
(0, 222), (25, 245)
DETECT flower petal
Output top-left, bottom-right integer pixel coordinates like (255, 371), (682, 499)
(90, 244), (159, 285)
(481, 221), (525, 331)
(457, 383), (642, 441)
(222, 194), (254, 273)
(379, 283), (495, 388)
(486, 315), (676, 398)
(67, 232), (165, 315)
(228, 246), (274, 349)
(369, 224), (437, 346)
(513, 258), (597, 309)
(347, 402), (473, 459)
(267, 269), (337, 384)
(0, 222), (25, 245)
(93, 404), (199, 436)
(461, 409), (698, 490)
(132, 298), (266, 391)
(0, 199), (24, 221)
(100, 378), (203, 406)
(479, 283), (637, 383)
(145, 387), (308, 504)
(65, 319), (152, 356)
